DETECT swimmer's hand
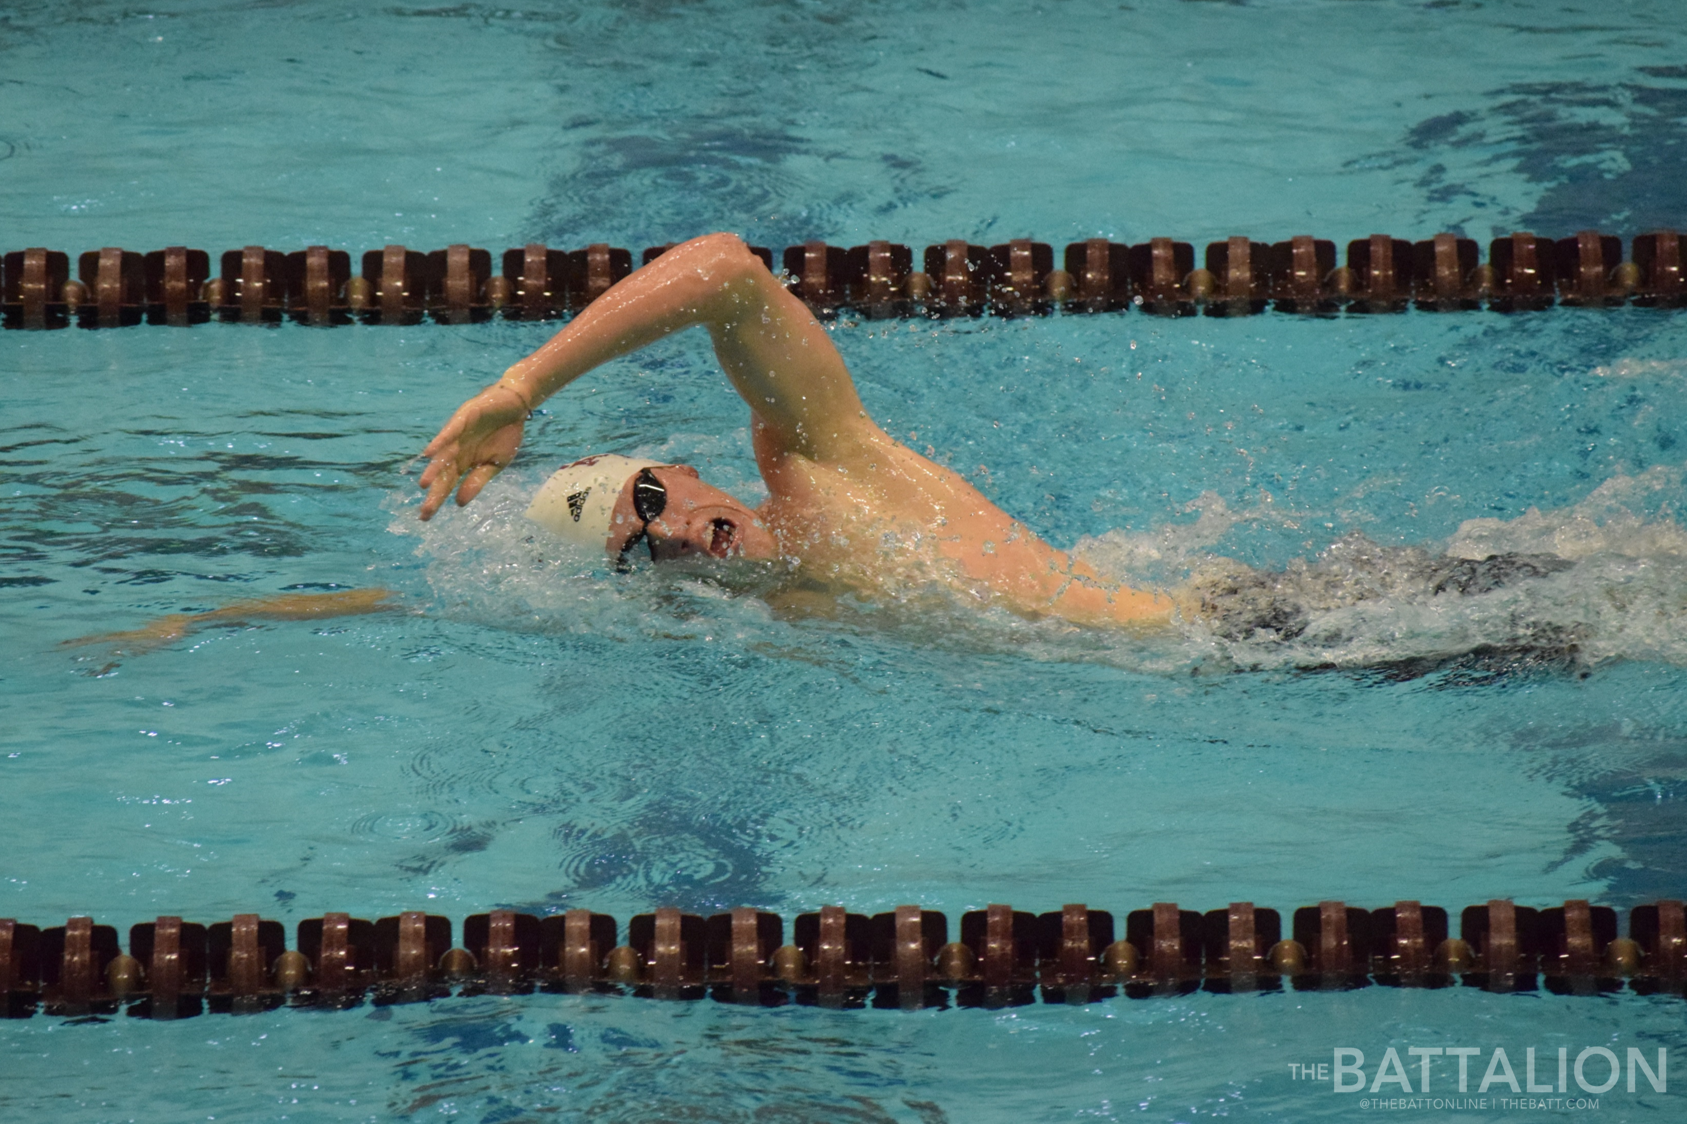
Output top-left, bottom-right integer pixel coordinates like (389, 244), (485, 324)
(418, 383), (530, 520)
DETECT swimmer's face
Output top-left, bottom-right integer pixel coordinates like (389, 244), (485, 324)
(608, 465), (778, 563)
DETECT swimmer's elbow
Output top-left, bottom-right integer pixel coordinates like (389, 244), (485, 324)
(683, 233), (775, 289)
(695, 231), (756, 262)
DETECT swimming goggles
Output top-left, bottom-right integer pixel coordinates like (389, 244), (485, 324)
(616, 468), (668, 564)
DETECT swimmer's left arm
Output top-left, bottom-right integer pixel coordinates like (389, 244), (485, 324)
(926, 500), (1177, 629)
(1046, 559), (1179, 630)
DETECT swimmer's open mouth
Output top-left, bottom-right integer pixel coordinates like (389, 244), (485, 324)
(709, 518), (737, 557)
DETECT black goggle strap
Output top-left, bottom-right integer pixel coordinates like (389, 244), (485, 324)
(613, 529), (649, 571)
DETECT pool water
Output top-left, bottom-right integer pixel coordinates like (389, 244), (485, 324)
(4, 1), (1687, 1120)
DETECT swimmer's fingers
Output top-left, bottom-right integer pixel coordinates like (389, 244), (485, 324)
(419, 459), (462, 521)
(416, 387), (529, 520)
(417, 452), (448, 495)
(418, 407), (474, 492)
(420, 423), (454, 464)
(419, 426), (519, 519)
(455, 462), (503, 508)
(419, 442), (513, 518)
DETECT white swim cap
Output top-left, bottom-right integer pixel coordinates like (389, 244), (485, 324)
(525, 454), (662, 551)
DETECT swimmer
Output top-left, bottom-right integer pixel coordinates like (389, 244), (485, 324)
(63, 235), (1578, 661)
(419, 232), (1176, 629)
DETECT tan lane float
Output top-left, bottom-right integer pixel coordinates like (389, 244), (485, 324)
(1, 231), (1682, 330)
(1, 898), (1683, 1017)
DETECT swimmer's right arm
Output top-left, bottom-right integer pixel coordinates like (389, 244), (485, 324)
(419, 232), (872, 519)
(61, 589), (400, 657)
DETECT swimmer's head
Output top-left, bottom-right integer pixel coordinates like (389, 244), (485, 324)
(526, 454), (658, 549)
(526, 454), (778, 564)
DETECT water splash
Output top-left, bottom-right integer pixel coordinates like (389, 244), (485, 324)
(1592, 358), (1687, 380)
(390, 467), (1687, 678)
(1079, 467), (1687, 674)
(386, 472), (790, 644)
(1445, 465), (1687, 561)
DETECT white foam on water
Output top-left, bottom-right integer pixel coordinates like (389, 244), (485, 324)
(1445, 465), (1687, 561)
(1075, 467), (1687, 673)
(1591, 357), (1687, 380)
(1031, 329), (1687, 674)
(1069, 489), (1250, 583)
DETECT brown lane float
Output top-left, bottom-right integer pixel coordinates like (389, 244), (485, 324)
(783, 241), (848, 316)
(986, 239), (1054, 317)
(706, 907), (782, 1005)
(790, 904), (872, 1007)
(501, 243), (569, 320)
(429, 244), (494, 324)
(2, 248), (71, 329)
(214, 246), (287, 324)
(1199, 236), (1271, 316)
(77, 248), (145, 328)
(1269, 236), (1340, 314)
(1202, 902), (1281, 992)
(362, 245), (429, 326)
(570, 243), (633, 308)
(1342, 235), (1414, 313)
(1130, 236), (1196, 316)
(1413, 233), (1483, 310)
(1488, 232), (1558, 313)
(1633, 231), (1685, 307)
(923, 239), (989, 318)
(1557, 231), (1628, 307)
(1063, 238), (1130, 313)
(128, 917), (208, 1019)
(846, 240), (914, 318)
(285, 246), (352, 326)
(1369, 900), (1448, 983)
(144, 247), (212, 326)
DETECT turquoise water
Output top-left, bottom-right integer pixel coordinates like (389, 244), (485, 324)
(4, 1), (1687, 1120)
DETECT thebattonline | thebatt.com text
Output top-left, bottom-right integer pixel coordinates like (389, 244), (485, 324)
(1286, 1047), (1667, 1095)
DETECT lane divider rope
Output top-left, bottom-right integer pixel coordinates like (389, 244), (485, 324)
(2, 231), (1683, 330)
(3, 898), (1682, 1018)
